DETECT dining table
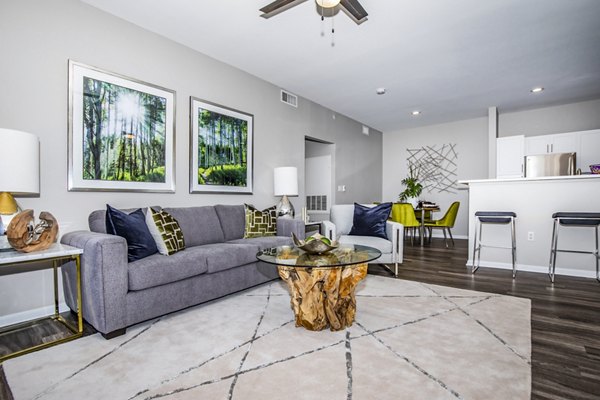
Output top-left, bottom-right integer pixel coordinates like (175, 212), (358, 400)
(414, 205), (441, 246)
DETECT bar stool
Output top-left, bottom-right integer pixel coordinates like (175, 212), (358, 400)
(548, 212), (600, 283)
(472, 211), (517, 278)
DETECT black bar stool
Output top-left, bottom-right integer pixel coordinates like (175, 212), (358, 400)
(472, 211), (517, 278)
(548, 212), (600, 283)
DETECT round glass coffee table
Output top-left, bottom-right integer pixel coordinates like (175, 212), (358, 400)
(257, 244), (381, 331)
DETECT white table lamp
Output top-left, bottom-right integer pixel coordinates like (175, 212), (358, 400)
(274, 166), (298, 218)
(0, 129), (40, 250)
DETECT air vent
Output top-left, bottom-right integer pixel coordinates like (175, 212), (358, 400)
(280, 90), (298, 108)
(306, 195), (327, 211)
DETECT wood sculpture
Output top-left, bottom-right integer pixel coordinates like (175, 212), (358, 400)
(7, 210), (59, 253)
(278, 263), (368, 331)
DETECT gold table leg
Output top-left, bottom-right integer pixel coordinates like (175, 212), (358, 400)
(278, 263), (368, 331)
(0, 254), (83, 362)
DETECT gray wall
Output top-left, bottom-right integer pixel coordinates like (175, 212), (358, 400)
(498, 99), (600, 137)
(382, 98), (600, 240)
(382, 117), (489, 238)
(0, 0), (382, 319)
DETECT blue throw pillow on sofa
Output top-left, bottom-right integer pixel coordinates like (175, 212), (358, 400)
(106, 205), (158, 262)
(349, 202), (392, 240)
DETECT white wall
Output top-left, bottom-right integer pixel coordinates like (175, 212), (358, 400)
(382, 117), (489, 238)
(465, 176), (600, 278)
(0, 0), (383, 321)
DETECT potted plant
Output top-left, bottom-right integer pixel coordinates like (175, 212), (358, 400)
(398, 166), (423, 207)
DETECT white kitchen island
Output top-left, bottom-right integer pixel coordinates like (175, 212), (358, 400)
(459, 175), (600, 279)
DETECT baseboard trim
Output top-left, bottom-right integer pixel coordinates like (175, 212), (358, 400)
(0, 302), (70, 327)
(465, 259), (596, 279)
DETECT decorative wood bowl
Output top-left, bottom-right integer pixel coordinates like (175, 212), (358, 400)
(7, 210), (58, 253)
(292, 232), (338, 255)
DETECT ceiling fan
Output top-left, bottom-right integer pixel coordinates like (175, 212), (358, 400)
(260, 0), (368, 25)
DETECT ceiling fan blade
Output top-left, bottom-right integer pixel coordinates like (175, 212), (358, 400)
(339, 0), (368, 24)
(260, 0), (308, 18)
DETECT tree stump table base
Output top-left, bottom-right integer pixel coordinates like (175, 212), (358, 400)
(277, 263), (368, 331)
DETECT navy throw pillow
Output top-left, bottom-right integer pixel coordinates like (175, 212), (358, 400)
(349, 202), (392, 240)
(106, 205), (158, 262)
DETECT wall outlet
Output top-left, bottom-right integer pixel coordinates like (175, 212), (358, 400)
(527, 231), (534, 241)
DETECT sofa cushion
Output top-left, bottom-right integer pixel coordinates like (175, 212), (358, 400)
(227, 236), (293, 250)
(349, 202), (392, 240)
(145, 208), (186, 256)
(338, 235), (392, 255)
(89, 206), (160, 234)
(163, 206), (225, 247)
(198, 243), (260, 274)
(128, 246), (209, 291)
(214, 204), (246, 241)
(244, 204), (277, 238)
(106, 205), (158, 262)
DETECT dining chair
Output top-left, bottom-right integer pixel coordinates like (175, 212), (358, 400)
(424, 202), (460, 247)
(391, 203), (421, 245)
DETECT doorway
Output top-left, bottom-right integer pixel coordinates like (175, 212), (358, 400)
(304, 137), (335, 223)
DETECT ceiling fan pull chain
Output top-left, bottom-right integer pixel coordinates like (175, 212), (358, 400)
(331, 13), (335, 47)
(320, 5), (325, 37)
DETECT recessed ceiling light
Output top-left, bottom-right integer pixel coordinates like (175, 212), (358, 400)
(411, 110), (421, 116)
(376, 88), (386, 95)
(530, 87), (544, 93)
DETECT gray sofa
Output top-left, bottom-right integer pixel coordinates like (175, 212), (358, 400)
(60, 204), (304, 338)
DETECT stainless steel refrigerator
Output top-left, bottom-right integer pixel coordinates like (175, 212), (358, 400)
(525, 152), (576, 177)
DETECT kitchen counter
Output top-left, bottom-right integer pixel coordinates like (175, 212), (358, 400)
(461, 175), (600, 279)
(459, 174), (600, 185)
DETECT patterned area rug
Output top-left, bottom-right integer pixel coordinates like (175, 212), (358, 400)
(4, 276), (531, 399)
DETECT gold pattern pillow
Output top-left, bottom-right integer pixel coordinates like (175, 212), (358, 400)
(244, 204), (277, 238)
(145, 208), (186, 255)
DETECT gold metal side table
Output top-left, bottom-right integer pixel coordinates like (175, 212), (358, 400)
(0, 243), (83, 362)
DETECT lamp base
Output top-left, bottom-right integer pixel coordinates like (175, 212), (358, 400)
(0, 192), (18, 215)
(276, 195), (295, 218)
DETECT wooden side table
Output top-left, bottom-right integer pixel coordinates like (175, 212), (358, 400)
(0, 243), (83, 362)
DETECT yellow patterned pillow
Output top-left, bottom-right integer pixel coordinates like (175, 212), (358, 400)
(244, 204), (277, 238)
(145, 208), (186, 255)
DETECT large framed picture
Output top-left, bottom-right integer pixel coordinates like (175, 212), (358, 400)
(190, 97), (253, 193)
(68, 60), (176, 192)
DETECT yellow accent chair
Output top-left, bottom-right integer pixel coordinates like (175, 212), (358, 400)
(391, 203), (421, 245)
(424, 201), (460, 247)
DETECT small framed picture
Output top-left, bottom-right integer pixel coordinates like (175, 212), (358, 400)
(189, 97), (253, 194)
(68, 60), (176, 192)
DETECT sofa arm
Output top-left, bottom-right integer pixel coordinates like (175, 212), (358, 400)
(60, 230), (128, 335)
(277, 218), (305, 239)
(322, 220), (336, 240)
(386, 221), (404, 264)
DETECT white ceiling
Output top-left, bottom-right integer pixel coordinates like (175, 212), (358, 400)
(81, 0), (600, 132)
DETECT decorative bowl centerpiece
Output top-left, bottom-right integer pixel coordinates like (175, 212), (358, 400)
(590, 164), (600, 174)
(292, 232), (338, 255)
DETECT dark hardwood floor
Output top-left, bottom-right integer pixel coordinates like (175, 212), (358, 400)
(1, 238), (599, 399)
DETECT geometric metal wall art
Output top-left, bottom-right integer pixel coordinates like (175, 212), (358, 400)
(406, 143), (458, 194)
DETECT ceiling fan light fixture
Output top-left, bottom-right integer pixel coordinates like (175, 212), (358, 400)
(316, 0), (342, 8)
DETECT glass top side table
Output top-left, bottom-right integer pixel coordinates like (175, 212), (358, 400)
(0, 243), (83, 362)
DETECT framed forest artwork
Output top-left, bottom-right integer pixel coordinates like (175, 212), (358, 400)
(68, 60), (175, 192)
(190, 97), (253, 194)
